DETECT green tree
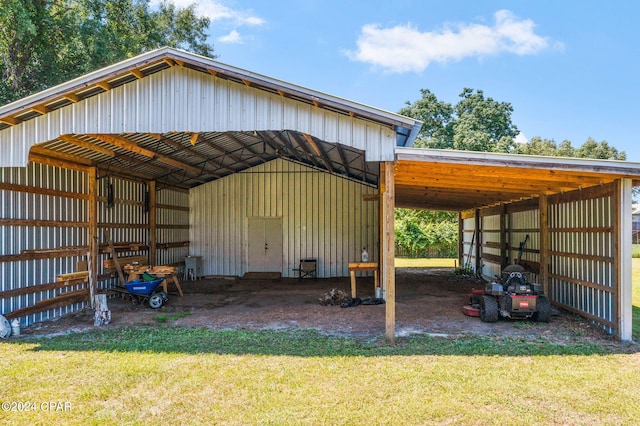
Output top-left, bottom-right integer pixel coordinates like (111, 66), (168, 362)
(402, 88), (519, 153)
(0, 0), (214, 106)
(515, 137), (626, 160)
(452, 88), (519, 153)
(398, 89), (453, 149)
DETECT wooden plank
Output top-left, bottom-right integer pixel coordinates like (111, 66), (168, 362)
(549, 273), (615, 293)
(57, 271), (89, 282)
(0, 248), (87, 263)
(103, 255), (148, 269)
(0, 280), (79, 299)
(0, 182), (90, 200)
(4, 289), (90, 320)
(474, 210), (481, 272)
(104, 230), (126, 285)
(0, 218), (89, 228)
(613, 179), (621, 339)
(547, 250), (613, 263)
(156, 241), (190, 249)
(156, 203), (190, 212)
(548, 182), (614, 205)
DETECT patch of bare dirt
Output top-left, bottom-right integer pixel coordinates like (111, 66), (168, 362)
(19, 268), (636, 348)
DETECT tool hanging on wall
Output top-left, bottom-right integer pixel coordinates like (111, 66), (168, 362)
(516, 234), (530, 264)
(106, 176), (115, 208)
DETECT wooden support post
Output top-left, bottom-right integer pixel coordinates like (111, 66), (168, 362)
(500, 204), (507, 269)
(474, 209), (481, 273)
(93, 294), (111, 326)
(539, 195), (549, 295)
(458, 212), (463, 269)
(615, 179), (633, 341)
(380, 162), (396, 341)
(149, 180), (157, 266)
(88, 167), (98, 307)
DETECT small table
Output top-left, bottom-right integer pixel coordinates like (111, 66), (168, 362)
(348, 262), (379, 298)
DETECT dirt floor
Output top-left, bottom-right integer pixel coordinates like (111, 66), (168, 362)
(21, 268), (631, 346)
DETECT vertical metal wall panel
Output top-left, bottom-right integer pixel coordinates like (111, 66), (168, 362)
(155, 188), (189, 266)
(189, 158), (378, 278)
(0, 163), (89, 326)
(509, 209), (540, 282)
(548, 187), (615, 334)
(461, 216), (476, 270)
(481, 214), (501, 277)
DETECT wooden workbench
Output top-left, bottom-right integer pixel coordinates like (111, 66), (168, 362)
(348, 262), (379, 298)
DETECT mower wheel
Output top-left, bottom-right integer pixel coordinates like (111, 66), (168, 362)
(480, 295), (499, 323)
(148, 294), (164, 309)
(533, 295), (552, 323)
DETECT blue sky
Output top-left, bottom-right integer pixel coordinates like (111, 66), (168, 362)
(156, 0), (640, 162)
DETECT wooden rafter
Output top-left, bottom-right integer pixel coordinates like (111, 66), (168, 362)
(95, 81), (111, 91)
(86, 134), (203, 175)
(0, 116), (20, 126)
(130, 69), (144, 79)
(148, 134), (225, 178)
(302, 133), (334, 173)
(62, 93), (80, 103)
(58, 134), (116, 157)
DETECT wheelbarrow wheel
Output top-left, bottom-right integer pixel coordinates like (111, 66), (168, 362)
(148, 294), (164, 309)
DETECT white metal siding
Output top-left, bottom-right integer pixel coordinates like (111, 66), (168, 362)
(481, 214), (501, 278)
(548, 190), (616, 333)
(0, 67), (397, 168)
(189, 158), (378, 278)
(510, 209), (540, 283)
(0, 163), (89, 326)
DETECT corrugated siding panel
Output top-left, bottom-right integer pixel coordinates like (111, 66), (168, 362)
(0, 163), (88, 326)
(0, 66), (396, 167)
(482, 214), (501, 278)
(461, 217), (476, 270)
(510, 209), (540, 282)
(549, 190), (615, 333)
(190, 158), (378, 278)
(156, 189), (190, 266)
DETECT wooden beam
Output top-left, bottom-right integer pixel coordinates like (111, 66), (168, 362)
(163, 58), (176, 67)
(58, 134), (116, 157)
(30, 104), (50, 115)
(207, 69), (218, 77)
(475, 210), (481, 272)
(88, 134), (203, 175)
(302, 133), (334, 173)
(190, 132), (199, 146)
(149, 180), (157, 266)
(0, 116), (20, 125)
(539, 195), (549, 295)
(381, 161), (396, 341)
(0, 218), (88, 228)
(28, 152), (92, 173)
(62, 93), (81, 103)
(0, 182), (90, 200)
(30, 145), (95, 165)
(89, 167), (98, 307)
(131, 68), (145, 79)
(95, 81), (111, 91)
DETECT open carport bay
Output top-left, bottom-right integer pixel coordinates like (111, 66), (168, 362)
(22, 268), (615, 344)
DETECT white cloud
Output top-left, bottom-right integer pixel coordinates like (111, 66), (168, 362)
(218, 30), (243, 44)
(515, 132), (529, 144)
(344, 10), (557, 73)
(149, 0), (265, 26)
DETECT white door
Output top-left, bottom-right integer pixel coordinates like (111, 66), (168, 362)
(247, 217), (283, 272)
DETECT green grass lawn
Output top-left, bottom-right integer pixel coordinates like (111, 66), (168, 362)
(395, 257), (458, 268)
(0, 258), (639, 425)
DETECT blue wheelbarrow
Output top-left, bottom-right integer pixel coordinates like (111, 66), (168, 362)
(113, 278), (168, 309)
